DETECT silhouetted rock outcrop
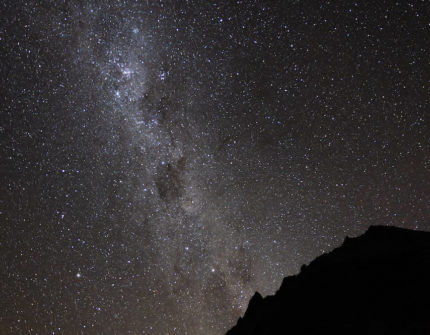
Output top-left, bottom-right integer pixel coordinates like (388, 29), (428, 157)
(226, 226), (430, 335)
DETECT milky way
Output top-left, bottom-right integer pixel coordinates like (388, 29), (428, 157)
(1, 1), (429, 334)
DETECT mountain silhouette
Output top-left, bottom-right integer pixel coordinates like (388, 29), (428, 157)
(226, 226), (430, 335)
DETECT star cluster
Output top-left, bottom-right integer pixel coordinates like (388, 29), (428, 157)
(1, 1), (429, 334)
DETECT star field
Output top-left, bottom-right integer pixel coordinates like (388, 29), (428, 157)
(1, 1), (429, 334)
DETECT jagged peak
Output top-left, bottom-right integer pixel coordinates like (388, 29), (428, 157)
(226, 226), (430, 335)
(243, 292), (263, 318)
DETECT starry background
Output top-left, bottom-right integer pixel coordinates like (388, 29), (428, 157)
(1, 0), (429, 334)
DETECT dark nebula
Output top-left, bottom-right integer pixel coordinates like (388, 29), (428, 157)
(1, 1), (429, 334)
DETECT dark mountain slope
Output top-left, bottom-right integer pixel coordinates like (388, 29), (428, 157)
(226, 226), (430, 335)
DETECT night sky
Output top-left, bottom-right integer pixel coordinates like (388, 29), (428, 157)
(1, 1), (429, 334)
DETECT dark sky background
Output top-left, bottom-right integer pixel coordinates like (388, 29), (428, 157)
(1, 0), (429, 334)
